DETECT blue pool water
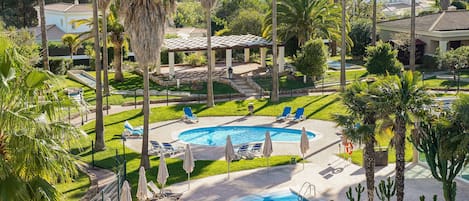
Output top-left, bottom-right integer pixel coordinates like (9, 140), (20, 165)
(236, 190), (308, 201)
(178, 126), (315, 146)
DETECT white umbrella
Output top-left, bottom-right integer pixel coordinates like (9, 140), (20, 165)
(183, 144), (195, 189)
(263, 131), (273, 168)
(157, 153), (169, 195)
(136, 166), (148, 201)
(225, 135), (236, 179)
(120, 180), (132, 201)
(300, 127), (310, 169)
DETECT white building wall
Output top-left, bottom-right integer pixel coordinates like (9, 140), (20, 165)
(43, 10), (92, 33)
(45, 12), (65, 31)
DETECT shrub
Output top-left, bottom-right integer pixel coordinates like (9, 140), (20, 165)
(365, 41), (403, 75)
(349, 19), (372, 59)
(294, 38), (328, 80)
(160, 48), (185, 64)
(451, 1), (466, 9)
(49, 57), (72, 75)
(421, 55), (439, 70)
(184, 52), (207, 67)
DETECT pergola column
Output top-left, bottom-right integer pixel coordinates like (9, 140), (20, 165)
(278, 46), (285, 72)
(260, 47), (266, 68)
(155, 57), (161, 74)
(211, 50), (216, 70)
(244, 48), (250, 63)
(226, 49), (232, 77)
(169, 51), (175, 79)
(439, 40), (448, 54)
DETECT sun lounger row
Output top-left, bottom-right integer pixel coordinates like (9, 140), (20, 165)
(182, 106), (198, 123)
(123, 121), (144, 137)
(150, 140), (185, 156)
(234, 142), (263, 159)
(276, 107), (305, 122)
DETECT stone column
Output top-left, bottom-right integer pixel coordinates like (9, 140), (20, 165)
(439, 40), (448, 54)
(260, 47), (266, 68)
(244, 48), (250, 63)
(226, 49), (232, 77)
(278, 46), (285, 72)
(169, 51), (175, 79)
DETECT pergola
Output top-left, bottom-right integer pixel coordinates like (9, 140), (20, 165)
(160, 34), (285, 77)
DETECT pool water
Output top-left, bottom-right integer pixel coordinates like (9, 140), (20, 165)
(236, 190), (308, 201)
(178, 126), (315, 146)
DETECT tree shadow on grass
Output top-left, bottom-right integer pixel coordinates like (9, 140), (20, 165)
(305, 97), (341, 119)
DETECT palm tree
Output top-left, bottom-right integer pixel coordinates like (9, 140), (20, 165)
(61, 33), (80, 60)
(121, 0), (176, 169)
(0, 33), (83, 201)
(375, 71), (431, 201)
(335, 81), (379, 201)
(340, 0), (346, 90)
(272, 0), (279, 102)
(38, 0), (49, 71)
(199, 0), (217, 107)
(262, 0), (351, 47)
(92, 0), (105, 151)
(99, 0), (112, 96)
(72, 1), (127, 82)
(371, 0), (376, 46)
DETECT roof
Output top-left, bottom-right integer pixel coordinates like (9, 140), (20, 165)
(378, 10), (469, 32)
(44, 3), (92, 13)
(164, 34), (273, 51)
(29, 25), (66, 41)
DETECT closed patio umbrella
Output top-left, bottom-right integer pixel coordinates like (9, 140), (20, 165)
(136, 166), (148, 201)
(183, 144), (195, 189)
(263, 131), (273, 168)
(157, 153), (169, 195)
(120, 180), (132, 201)
(225, 135), (236, 179)
(300, 127), (310, 169)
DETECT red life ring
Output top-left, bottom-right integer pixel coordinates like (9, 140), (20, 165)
(345, 142), (353, 155)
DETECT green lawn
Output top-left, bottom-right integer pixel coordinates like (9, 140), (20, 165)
(87, 71), (237, 94)
(253, 75), (316, 90)
(56, 171), (90, 201)
(73, 95), (345, 198)
(423, 78), (469, 90)
(321, 69), (368, 84)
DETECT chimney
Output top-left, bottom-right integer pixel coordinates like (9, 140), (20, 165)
(74, 0), (79, 5)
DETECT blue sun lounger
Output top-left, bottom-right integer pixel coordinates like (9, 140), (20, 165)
(183, 107), (198, 123)
(123, 121), (143, 136)
(291, 108), (305, 122)
(276, 106), (292, 121)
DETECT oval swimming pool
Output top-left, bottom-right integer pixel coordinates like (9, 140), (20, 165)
(178, 126), (316, 146)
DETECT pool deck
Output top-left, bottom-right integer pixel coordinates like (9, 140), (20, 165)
(124, 116), (469, 201)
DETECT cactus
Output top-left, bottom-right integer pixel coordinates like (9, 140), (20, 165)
(375, 177), (396, 201)
(346, 187), (355, 201)
(420, 195), (426, 201)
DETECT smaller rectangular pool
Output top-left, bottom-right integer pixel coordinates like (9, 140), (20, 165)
(235, 190), (308, 201)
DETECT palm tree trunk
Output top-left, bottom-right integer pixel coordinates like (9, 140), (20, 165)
(410, 0), (416, 71)
(102, 7), (110, 96)
(372, 0), (377, 46)
(364, 139), (375, 201)
(113, 40), (124, 81)
(395, 117), (406, 201)
(331, 0), (339, 56)
(271, 0), (279, 102)
(38, 0), (49, 71)
(141, 64), (150, 169)
(206, 4), (214, 107)
(93, 0), (105, 151)
(340, 0), (346, 90)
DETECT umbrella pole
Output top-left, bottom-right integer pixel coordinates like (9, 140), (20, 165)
(188, 173), (190, 190)
(303, 153), (305, 169)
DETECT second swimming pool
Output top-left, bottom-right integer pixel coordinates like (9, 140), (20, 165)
(178, 126), (316, 146)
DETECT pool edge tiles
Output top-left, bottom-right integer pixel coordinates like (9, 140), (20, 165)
(177, 125), (317, 146)
(234, 189), (310, 201)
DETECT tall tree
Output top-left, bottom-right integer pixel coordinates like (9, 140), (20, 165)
(39, 0), (50, 71)
(371, 0), (376, 46)
(335, 81), (380, 201)
(61, 33), (80, 60)
(121, 0), (175, 169)
(409, 0), (416, 71)
(92, 0), (105, 151)
(0, 32), (83, 201)
(375, 71), (431, 201)
(271, 0), (279, 102)
(99, 0), (112, 96)
(340, 0), (346, 90)
(200, 0), (217, 107)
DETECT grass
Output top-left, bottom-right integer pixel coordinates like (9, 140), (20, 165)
(73, 95), (345, 198)
(56, 171), (90, 201)
(321, 69), (368, 84)
(253, 75), (316, 90)
(423, 78), (469, 90)
(87, 71), (237, 94)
